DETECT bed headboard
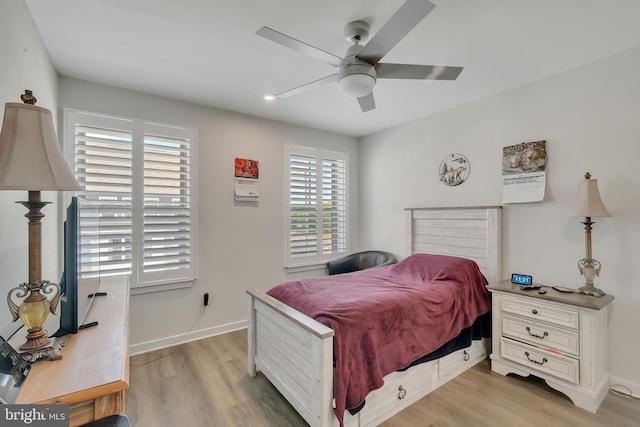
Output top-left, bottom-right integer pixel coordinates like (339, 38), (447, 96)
(405, 206), (502, 283)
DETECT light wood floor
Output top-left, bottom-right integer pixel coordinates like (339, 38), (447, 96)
(127, 329), (639, 426)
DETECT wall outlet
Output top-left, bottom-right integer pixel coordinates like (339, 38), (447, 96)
(203, 292), (209, 306)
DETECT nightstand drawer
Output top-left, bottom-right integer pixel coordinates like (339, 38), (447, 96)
(501, 296), (579, 329)
(501, 338), (579, 384)
(502, 314), (579, 356)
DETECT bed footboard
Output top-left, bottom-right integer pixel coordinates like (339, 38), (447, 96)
(247, 290), (490, 427)
(247, 290), (336, 427)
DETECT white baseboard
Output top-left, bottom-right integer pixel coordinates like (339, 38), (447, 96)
(129, 320), (247, 355)
(610, 375), (640, 399)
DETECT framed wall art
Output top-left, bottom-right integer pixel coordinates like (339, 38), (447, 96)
(439, 153), (469, 186)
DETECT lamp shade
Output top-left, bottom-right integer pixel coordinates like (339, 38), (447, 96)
(0, 102), (80, 191)
(569, 174), (610, 217)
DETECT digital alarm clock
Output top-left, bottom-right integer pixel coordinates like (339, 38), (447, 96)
(511, 273), (533, 286)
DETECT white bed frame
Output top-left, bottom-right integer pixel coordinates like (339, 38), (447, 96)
(247, 206), (502, 427)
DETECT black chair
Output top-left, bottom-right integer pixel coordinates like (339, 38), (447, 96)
(80, 415), (131, 427)
(327, 250), (397, 275)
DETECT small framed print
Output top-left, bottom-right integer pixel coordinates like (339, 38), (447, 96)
(235, 157), (259, 178)
(439, 153), (469, 186)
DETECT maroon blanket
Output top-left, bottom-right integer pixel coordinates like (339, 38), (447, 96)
(267, 253), (491, 427)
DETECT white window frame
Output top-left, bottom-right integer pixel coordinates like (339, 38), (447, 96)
(286, 145), (349, 268)
(63, 109), (197, 292)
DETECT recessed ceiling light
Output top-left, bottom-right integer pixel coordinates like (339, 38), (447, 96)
(263, 94), (275, 101)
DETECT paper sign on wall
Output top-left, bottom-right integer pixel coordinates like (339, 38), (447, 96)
(234, 158), (259, 201)
(502, 141), (548, 204)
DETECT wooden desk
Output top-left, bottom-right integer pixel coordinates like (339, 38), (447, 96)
(16, 276), (130, 427)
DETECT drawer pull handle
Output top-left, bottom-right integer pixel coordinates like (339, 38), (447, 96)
(526, 326), (548, 339)
(463, 350), (470, 361)
(398, 385), (407, 400)
(524, 351), (548, 365)
(531, 309), (538, 315)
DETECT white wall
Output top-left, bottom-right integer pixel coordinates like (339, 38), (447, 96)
(58, 77), (360, 353)
(0, 0), (60, 338)
(359, 46), (640, 395)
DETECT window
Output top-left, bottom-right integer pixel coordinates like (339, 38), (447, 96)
(64, 110), (196, 290)
(287, 145), (348, 267)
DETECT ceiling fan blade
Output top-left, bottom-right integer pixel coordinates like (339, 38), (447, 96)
(273, 73), (338, 98)
(357, 92), (376, 112)
(376, 63), (463, 80)
(256, 26), (342, 67)
(356, 0), (436, 65)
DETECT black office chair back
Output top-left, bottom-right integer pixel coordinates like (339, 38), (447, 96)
(327, 250), (397, 275)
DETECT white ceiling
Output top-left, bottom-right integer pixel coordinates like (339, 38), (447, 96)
(25, 0), (640, 138)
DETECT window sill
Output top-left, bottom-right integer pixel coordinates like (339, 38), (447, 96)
(284, 263), (328, 274)
(131, 277), (195, 295)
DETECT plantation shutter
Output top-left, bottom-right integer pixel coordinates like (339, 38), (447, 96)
(321, 156), (347, 255)
(73, 116), (133, 279)
(65, 110), (196, 289)
(287, 146), (348, 266)
(142, 127), (193, 282)
(289, 151), (318, 259)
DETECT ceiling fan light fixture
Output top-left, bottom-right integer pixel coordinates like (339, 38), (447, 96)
(338, 62), (377, 98)
(338, 73), (376, 97)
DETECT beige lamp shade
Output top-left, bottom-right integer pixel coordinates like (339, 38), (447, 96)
(569, 174), (610, 217)
(0, 102), (80, 191)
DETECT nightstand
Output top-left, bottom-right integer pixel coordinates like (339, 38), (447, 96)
(487, 280), (614, 413)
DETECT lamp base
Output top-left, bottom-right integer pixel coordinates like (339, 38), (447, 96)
(576, 284), (606, 297)
(19, 326), (52, 351)
(16, 337), (63, 362)
(577, 257), (605, 297)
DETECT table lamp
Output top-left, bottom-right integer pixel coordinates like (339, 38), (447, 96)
(0, 90), (80, 360)
(569, 172), (610, 297)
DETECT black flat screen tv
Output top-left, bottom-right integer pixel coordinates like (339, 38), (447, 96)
(55, 197), (102, 336)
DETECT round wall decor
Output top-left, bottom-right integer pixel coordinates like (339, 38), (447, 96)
(439, 153), (469, 186)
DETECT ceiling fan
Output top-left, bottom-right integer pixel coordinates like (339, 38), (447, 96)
(257, 0), (463, 112)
